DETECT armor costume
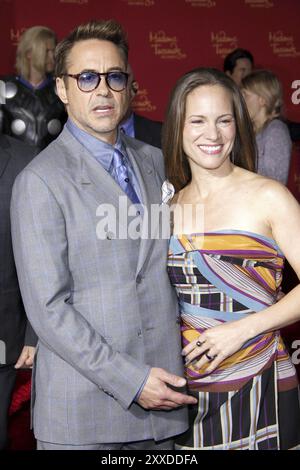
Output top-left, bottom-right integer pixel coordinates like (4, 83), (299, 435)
(0, 75), (66, 151)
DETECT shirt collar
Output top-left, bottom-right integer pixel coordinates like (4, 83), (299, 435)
(66, 118), (125, 171)
(120, 112), (135, 138)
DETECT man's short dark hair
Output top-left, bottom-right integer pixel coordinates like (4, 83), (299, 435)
(223, 48), (254, 74)
(55, 19), (129, 77)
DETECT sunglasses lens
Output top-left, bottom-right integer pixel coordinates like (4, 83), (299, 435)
(107, 72), (127, 91)
(78, 72), (99, 91)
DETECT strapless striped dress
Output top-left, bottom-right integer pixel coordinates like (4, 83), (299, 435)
(167, 230), (300, 450)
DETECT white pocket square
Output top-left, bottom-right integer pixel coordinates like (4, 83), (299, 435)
(161, 179), (175, 204)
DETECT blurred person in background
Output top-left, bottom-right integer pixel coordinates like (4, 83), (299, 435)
(223, 48), (300, 142)
(0, 26), (66, 151)
(120, 64), (162, 148)
(223, 48), (254, 87)
(242, 69), (292, 185)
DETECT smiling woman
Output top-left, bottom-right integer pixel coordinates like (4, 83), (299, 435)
(163, 67), (300, 450)
(182, 85), (236, 172)
(163, 68), (256, 193)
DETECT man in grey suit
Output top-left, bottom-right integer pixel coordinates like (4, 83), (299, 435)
(0, 134), (36, 449)
(10, 20), (196, 450)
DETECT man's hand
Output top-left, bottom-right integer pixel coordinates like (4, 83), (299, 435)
(137, 367), (197, 411)
(14, 346), (36, 369)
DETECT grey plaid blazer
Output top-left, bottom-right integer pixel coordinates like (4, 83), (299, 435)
(10, 126), (188, 445)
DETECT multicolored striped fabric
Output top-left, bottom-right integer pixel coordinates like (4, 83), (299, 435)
(167, 230), (300, 450)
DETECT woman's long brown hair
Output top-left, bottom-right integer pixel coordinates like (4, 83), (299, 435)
(162, 67), (257, 192)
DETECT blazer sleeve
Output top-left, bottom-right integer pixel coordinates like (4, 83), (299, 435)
(10, 168), (150, 410)
(24, 320), (38, 346)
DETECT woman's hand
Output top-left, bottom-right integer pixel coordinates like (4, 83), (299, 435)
(182, 320), (250, 374)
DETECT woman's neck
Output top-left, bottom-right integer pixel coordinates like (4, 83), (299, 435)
(185, 162), (236, 200)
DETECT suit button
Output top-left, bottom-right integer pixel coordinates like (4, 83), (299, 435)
(137, 329), (142, 337)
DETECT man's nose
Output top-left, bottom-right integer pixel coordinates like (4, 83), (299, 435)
(95, 77), (110, 96)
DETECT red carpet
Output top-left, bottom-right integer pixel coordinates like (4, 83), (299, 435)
(7, 370), (35, 450)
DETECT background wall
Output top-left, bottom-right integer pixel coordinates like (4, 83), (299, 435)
(0, 0), (299, 122)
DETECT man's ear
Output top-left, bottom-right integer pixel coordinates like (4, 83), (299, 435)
(56, 77), (68, 105)
(225, 70), (232, 78)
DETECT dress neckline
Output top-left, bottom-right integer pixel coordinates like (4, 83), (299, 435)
(171, 229), (283, 255)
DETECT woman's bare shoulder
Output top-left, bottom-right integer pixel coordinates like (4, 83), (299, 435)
(234, 167), (286, 191)
(232, 167), (298, 211)
(250, 173), (298, 212)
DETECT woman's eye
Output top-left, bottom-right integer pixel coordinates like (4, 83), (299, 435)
(191, 120), (204, 124)
(219, 119), (234, 125)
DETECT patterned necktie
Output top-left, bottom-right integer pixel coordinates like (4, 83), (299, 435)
(112, 148), (140, 204)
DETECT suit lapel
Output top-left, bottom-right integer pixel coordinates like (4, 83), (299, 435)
(123, 137), (162, 275)
(80, 145), (126, 207)
(59, 127), (130, 207)
(58, 128), (163, 273)
(79, 142), (138, 240)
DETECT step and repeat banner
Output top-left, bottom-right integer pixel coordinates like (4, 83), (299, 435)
(0, 0), (299, 122)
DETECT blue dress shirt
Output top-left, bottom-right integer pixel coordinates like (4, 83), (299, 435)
(120, 112), (135, 138)
(66, 118), (142, 203)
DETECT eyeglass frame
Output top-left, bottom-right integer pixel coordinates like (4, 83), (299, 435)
(60, 70), (129, 93)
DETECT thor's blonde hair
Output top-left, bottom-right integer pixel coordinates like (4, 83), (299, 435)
(16, 26), (56, 80)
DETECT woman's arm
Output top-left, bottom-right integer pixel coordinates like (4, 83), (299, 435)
(238, 181), (300, 336)
(183, 180), (300, 371)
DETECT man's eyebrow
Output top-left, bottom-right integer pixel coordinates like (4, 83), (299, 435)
(70, 66), (125, 73)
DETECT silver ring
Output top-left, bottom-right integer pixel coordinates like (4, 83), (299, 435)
(196, 340), (203, 347)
